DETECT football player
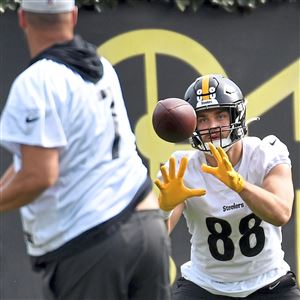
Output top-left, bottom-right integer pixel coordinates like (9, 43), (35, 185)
(155, 74), (300, 299)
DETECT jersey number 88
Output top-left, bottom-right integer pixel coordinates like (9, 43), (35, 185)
(206, 213), (265, 261)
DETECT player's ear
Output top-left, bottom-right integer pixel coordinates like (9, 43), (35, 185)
(18, 8), (27, 29)
(71, 6), (78, 26)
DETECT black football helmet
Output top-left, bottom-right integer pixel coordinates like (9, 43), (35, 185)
(184, 74), (247, 152)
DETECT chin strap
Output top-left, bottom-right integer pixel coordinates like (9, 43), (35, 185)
(203, 137), (233, 154)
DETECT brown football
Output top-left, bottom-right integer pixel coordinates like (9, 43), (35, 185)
(152, 98), (197, 143)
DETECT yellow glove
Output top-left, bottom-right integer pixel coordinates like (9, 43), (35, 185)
(201, 143), (245, 193)
(154, 156), (206, 211)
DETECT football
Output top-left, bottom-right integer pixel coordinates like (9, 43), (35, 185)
(152, 98), (197, 143)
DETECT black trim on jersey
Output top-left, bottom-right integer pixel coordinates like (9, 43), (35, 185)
(30, 176), (153, 271)
(29, 35), (103, 83)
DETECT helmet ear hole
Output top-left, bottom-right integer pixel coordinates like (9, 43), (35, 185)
(190, 133), (202, 150)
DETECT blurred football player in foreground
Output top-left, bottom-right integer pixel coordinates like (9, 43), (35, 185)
(0, 1), (170, 299)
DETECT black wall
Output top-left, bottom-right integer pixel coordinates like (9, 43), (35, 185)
(0, 2), (299, 299)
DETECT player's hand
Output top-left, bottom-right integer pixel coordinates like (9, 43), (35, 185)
(201, 143), (245, 193)
(154, 156), (206, 211)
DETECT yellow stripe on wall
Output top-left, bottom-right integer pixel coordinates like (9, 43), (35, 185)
(296, 190), (300, 286)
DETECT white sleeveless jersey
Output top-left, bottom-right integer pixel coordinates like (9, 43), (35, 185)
(0, 57), (148, 256)
(164, 136), (291, 297)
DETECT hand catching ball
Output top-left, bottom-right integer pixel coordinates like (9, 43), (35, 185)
(152, 98), (197, 143)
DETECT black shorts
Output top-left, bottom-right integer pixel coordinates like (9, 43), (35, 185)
(173, 272), (300, 300)
(37, 210), (171, 300)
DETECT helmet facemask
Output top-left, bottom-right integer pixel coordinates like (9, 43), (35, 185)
(190, 124), (233, 153)
(190, 104), (246, 152)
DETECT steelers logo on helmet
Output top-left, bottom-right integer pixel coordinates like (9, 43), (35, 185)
(184, 74), (247, 152)
(195, 75), (219, 108)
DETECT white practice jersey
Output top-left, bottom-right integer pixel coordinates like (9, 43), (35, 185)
(162, 136), (291, 297)
(0, 57), (148, 256)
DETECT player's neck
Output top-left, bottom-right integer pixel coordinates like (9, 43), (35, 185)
(26, 29), (74, 58)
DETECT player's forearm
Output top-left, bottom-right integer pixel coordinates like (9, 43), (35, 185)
(0, 171), (48, 212)
(239, 181), (292, 226)
(0, 165), (16, 188)
(168, 203), (184, 234)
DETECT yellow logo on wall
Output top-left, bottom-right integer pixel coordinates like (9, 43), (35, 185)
(98, 29), (300, 282)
